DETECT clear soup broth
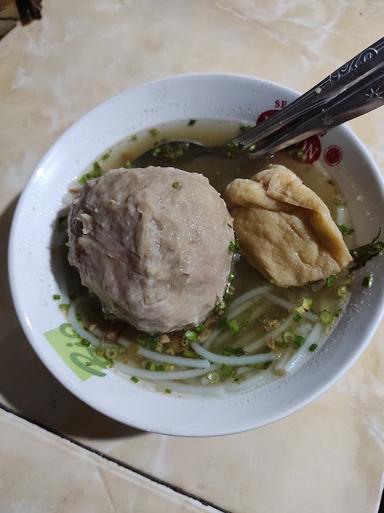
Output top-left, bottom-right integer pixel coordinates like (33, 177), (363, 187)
(54, 119), (354, 396)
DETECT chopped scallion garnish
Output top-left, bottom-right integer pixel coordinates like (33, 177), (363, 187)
(188, 119), (196, 126)
(362, 274), (373, 288)
(148, 128), (160, 137)
(52, 294), (61, 300)
(326, 275), (336, 288)
(309, 343), (318, 352)
(131, 376), (139, 383)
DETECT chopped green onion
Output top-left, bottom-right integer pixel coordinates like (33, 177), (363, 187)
(164, 388), (172, 394)
(326, 275), (336, 288)
(172, 181), (182, 189)
(295, 297), (313, 314)
(319, 310), (333, 325)
(59, 303), (69, 314)
(101, 150), (111, 160)
(105, 347), (119, 359)
(215, 298), (226, 315)
(221, 364), (236, 378)
(188, 119), (196, 126)
(148, 128), (160, 137)
(194, 324), (204, 334)
(228, 319), (240, 334)
(228, 240), (240, 253)
(131, 376), (139, 383)
(78, 162), (103, 184)
(293, 313), (303, 323)
(222, 346), (245, 356)
(337, 286), (348, 298)
(309, 343), (318, 352)
(184, 330), (198, 342)
(283, 331), (295, 344)
(130, 134), (138, 142)
(294, 335), (305, 347)
(362, 274), (373, 288)
(123, 160), (133, 169)
(207, 371), (220, 383)
(333, 195), (345, 206)
(338, 224), (354, 236)
(52, 294), (61, 300)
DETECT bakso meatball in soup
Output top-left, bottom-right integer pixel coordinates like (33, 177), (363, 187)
(68, 166), (234, 333)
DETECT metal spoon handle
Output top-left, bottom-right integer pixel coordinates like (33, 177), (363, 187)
(250, 68), (384, 156)
(233, 36), (384, 150)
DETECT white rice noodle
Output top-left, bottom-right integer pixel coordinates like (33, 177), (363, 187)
(162, 369), (278, 397)
(202, 328), (221, 349)
(191, 342), (276, 366)
(282, 323), (323, 374)
(117, 336), (132, 348)
(227, 285), (273, 312)
(264, 292), (293, 311)
(336, 206), (347, 226)
(67, 300), (105, 348)
(227, 298), (270, 323)
(115, 362), (219, 381)
(222, 368), (277, 393)
(137, 347), (210, 369)
(265, 292), (317, 321)
(295, 322), (313, 338)
(244, 314), (294, 352)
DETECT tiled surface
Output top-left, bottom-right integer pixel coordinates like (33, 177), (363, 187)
(0, 1), (384, 512)
(0, 409), (221, 513)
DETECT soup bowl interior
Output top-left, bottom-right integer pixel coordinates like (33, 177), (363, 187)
(8, 74), (384, 436)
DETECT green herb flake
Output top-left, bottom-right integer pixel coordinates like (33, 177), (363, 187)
(164, 388), (172, 394)
(80, 339), (90, 347)
(239, 123), (253, 133)
(293, 313), (303, 323)
(221, 364), (236, 379)
(228, 319), (240, 334)
(337, 286), (348, 298)
(52, 294), (61, 300)
(194, 324), (204, 334)
(214, 298), (226, 315)
(187, 119), (197, 126)
(333, 195), (345, 206)
(101, 150), (111, 161)
(295, 297), (313, 314)
(350, 229), (384, 269)
(131, 376), (139, 383)
(172, 181), (182, 189)
(338, 224), (354, 236)
(130, 134), (138, 142)
(78, 161), (103, 184)
(294, 335), (305, 348)
(58, 303), (69, 314)
(319, 310), (333, 325)
(222, 346), (245, 356)
(184, 330), (198, 342)
(326, 275), (336, 288)
(362, 274), (373, 288)
(283, 331), (295, 344)
(228, 240), (240, 253)
(123, 160), (133, 169)
(309, 343), (318, 352)
(148, 128), (160, 137)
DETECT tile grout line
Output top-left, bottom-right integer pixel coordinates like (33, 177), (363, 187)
(0, 402), (232, 513)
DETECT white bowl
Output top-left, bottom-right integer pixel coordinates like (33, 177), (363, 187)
(8, 74), (384, 436)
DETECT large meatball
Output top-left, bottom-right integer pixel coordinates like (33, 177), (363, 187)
(68, 166), (234, 333)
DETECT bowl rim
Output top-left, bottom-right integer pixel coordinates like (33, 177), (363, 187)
(8, 72), (384, 436)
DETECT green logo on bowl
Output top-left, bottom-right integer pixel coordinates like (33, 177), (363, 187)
(44, 323), (110, 381)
